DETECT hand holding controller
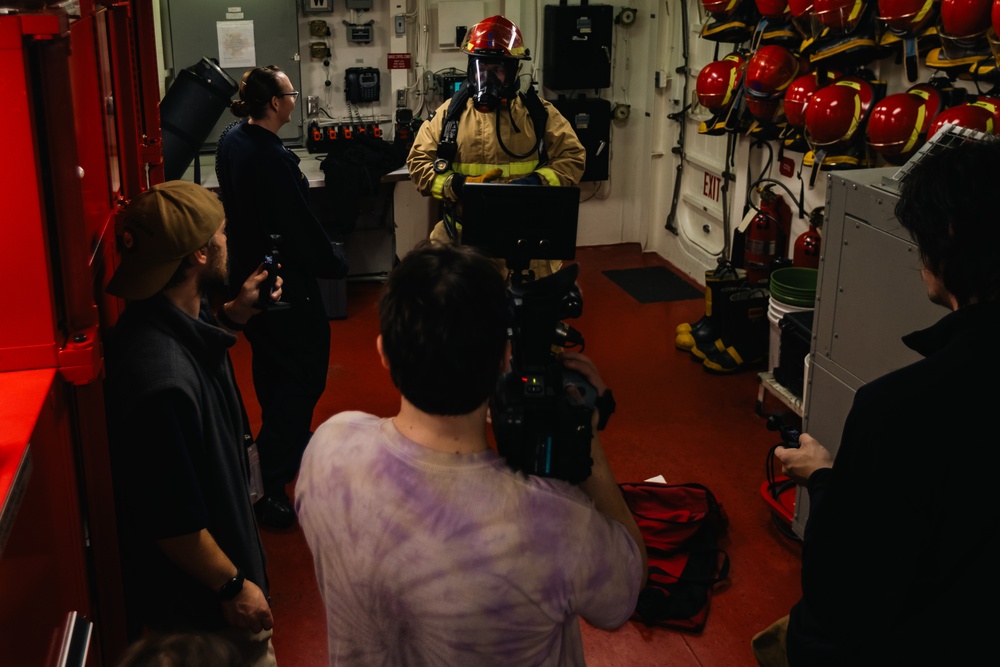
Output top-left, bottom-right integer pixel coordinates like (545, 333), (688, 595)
(766, 414), (800, 448)
(257, 235), (291, 310)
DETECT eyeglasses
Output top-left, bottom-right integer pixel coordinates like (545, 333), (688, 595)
(277, 91), (300, 99)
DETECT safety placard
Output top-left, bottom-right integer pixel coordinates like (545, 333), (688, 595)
(387, 53), (412, 69)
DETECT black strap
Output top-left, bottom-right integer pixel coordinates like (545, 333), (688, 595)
(436, 83), (472, 170)
(523, 86), (550, 167)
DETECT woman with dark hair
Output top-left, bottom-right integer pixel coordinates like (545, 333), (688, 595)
(216, 65), (348, 530)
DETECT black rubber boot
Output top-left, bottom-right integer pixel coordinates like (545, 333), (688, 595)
(675, 263), (747, 350)
(702, 287), (771, 374)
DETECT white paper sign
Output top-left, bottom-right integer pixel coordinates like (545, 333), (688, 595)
(217, 20), (255, 69)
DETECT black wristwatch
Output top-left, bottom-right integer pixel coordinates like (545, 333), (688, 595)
(218, 570), (245, 602)
(595, 389), (616, 431)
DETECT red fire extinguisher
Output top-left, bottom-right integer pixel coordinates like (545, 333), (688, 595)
(793, 206), (824, 269)
(745, 186), (782, 285)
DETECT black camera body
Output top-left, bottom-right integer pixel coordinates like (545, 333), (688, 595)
(490, 263), (595, 484)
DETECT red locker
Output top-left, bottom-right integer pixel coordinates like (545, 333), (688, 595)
(0, 2), (163, 664)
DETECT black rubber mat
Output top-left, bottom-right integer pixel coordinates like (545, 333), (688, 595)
(602, 266), (703, 304)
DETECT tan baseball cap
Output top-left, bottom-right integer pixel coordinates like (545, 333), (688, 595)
(107, 181), (225, 300)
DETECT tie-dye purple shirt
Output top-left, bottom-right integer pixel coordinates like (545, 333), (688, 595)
(296, 412), (643, 666)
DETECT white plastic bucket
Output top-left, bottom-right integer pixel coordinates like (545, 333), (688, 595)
(768, 297), (814, 373)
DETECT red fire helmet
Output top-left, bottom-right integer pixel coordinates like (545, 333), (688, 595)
(784, 70), (842, 128)
(877, 0), (937, 33)
(756, 0), (792, 18)
(866, 92), (930, 162)
(462, 15), (530, 59)
(788, 0), (817, 34)
(745, 45), (802, 98)
(926, 100), (997, 139)
(905, 81), (948, 121)
(703, 0), (743, 17)
(814, 0), (866, 30)
(697, 53), (747, 113)
(940, 0), (992, 37)
(804, 77), (876, 147)
(789, 0), (816, 17)
(974, 94), (1000, 125)
(989, 0), (1000, 64)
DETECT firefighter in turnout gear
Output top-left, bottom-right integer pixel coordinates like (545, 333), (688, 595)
(406, 15), (586, 280)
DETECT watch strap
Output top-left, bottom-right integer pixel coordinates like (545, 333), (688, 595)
(218, 570), (245, 602)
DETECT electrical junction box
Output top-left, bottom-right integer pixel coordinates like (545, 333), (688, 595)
(343, 20), (374, 43)
(551, 96), (611, 181)
(543, 4), (613, 90)
(436, 0), (484, 49)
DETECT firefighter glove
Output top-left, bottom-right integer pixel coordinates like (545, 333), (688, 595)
(451, 168), (503, 198)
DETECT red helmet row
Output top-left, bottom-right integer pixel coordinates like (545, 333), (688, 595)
(695, 46), (806, 123)
(867, 86), (997, 164)
(784, 69), (842, 128)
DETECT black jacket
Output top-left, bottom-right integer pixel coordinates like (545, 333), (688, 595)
(216, 119), (348, 305)
(105, 295), (268, 636)
(788, 300), (1000, 666)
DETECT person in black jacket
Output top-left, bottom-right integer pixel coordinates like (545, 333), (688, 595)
(216, 65), (349, 529)
(753, 138), (1000, 665)
(105, 181), (280, 666)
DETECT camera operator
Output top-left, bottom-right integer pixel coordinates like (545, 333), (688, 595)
(295, 241), (646, 666)
(752, 138), (1000, 665)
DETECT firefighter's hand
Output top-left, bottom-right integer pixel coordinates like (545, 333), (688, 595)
(510, 173), (542, 186)
(452, 168), (503, 199)
(468, 168), (503, 184)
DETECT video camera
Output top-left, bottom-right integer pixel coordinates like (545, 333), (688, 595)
(490, 264), (596, 483)
(459, 183), (595, 483)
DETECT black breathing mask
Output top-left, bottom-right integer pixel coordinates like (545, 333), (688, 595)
(468, 57), (518, 113)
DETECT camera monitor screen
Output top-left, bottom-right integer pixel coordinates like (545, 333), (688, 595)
(459, 183), (581, 262)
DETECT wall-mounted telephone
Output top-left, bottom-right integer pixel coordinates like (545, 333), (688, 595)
(345, 67), (380, 103)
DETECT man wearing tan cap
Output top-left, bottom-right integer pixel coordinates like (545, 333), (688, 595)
(105, 181), (280, 666)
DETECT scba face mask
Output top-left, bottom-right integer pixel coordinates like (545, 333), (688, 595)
(468, 57), (519, 112)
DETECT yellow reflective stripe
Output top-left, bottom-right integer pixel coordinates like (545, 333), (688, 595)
(903, 105), (925, 154)
(849, 0), (862, 22)
(430, 173), (449, 199)
(915, 0), (932, 23)
(536, 167), (561, 186)
(847, 93), (861, 140)
(454, 161), (539, 177)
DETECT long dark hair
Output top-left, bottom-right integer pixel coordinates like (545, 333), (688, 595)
(230, 65), (284, 120)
